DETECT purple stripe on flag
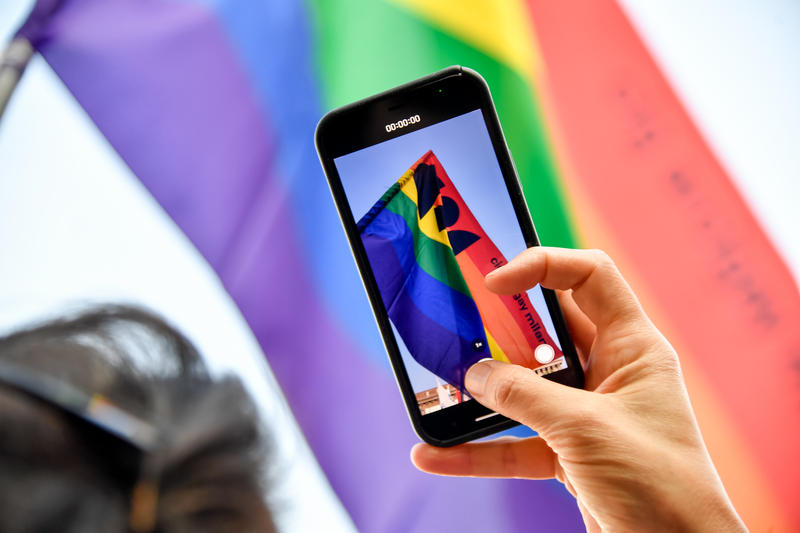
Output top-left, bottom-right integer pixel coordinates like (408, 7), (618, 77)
(15, 0), (63, 41)
(204, 0), (387, 363)
(35, 0), (271, 269)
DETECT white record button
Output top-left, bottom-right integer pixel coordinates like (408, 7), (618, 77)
(534, 344), (555, 365)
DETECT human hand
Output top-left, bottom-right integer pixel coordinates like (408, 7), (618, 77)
(411, 248), (747, 532)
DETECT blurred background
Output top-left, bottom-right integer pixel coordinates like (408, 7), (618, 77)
(1, 1), (798, 531)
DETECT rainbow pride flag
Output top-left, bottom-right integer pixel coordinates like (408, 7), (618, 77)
(358, 153), (492, 390)
(14, 0), (800, 531)
(358, 151), (561, 389)
(424, 152), (563, 369)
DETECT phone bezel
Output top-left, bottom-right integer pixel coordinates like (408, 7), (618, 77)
(315, 66), (584, 446)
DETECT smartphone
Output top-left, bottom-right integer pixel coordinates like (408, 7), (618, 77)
(315, 66), (584, 446)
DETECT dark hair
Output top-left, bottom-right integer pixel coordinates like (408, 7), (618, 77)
(0, 305), (275, 533)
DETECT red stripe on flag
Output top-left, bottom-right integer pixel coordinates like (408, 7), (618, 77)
(421, 152), (563, 367)
(525, 1), (800, 530)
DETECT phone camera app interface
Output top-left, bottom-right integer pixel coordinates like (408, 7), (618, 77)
(336, 110), (567, 415)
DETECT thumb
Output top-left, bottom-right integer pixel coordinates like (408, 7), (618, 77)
(465, 359), (587, 433)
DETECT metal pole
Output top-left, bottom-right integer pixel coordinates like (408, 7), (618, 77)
(0, 37), (34, 121)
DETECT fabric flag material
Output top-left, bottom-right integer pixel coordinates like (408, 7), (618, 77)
(14, 0), (800, 531)
(358, 151), (563, 390)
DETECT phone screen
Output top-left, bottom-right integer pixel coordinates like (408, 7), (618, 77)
(334, 108), (570, 417)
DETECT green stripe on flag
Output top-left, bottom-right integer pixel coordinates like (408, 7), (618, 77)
(382, 190), (472, 297)
(309, 0), (578, 248)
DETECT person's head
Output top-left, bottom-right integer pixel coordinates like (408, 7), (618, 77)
(0, 305), (275, 533)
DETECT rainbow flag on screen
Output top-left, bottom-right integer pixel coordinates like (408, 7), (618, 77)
(14, 0), (800, 531)
(358, 151), (562, 388)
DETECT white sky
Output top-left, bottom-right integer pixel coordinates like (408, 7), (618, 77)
(1, 1), (798, 532)
(618, 0), (800, 283)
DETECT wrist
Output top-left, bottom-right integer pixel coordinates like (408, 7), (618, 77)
(675, 485), (746, 532)
(655, 456), (747, 532)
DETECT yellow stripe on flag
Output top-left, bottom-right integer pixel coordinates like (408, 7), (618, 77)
(485, 328), (510, 363)
(389, 0), (540, 82)
(398, 169), (451, 247)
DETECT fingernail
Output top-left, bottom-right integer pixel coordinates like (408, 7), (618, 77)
(465, 360), (493, 396)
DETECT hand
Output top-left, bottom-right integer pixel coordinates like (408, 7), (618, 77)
(411, 248), (746, 532)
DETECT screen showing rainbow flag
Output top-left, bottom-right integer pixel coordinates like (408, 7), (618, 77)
(336, 110), (566, 415)
(358, 151), (564, 399)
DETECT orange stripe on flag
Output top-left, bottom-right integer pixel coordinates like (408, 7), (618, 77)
(456, 254), (531, 365)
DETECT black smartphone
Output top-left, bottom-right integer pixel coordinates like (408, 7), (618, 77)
(315, 66), (584, 447)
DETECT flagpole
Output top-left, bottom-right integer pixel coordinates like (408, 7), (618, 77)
(0, 37), (34, 121)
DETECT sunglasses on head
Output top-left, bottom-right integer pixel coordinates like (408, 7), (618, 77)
(0, 358), (161, 532)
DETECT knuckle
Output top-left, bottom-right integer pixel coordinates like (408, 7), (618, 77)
(587, 248), (614, 268)
(491, 372), (524, 409)
(500, 441), (517, 473)
(547, 401), (605, 444)
(569, 403), (601, 428)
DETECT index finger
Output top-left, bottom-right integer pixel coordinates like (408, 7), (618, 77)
(486, 248), (645, 330)
(410, 437), (557, 479)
